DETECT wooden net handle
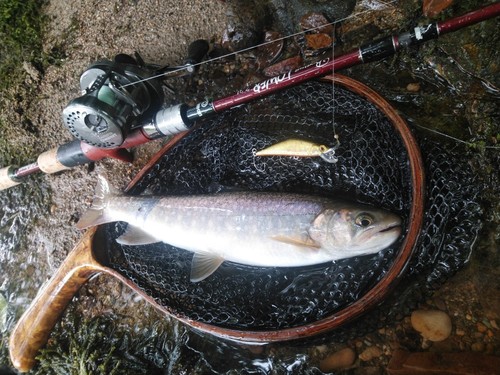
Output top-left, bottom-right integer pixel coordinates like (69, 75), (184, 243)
(9, 228), (103, 372)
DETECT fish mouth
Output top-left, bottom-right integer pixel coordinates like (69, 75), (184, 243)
(377, 221), (402, 237)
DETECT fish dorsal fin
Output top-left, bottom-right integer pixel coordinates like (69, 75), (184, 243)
(190, 252), (225, 282)
(271, 235), (321, 250)
(116, 225), (160, 246)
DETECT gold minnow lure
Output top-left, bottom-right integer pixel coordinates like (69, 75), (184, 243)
(255, 138), (338, 163)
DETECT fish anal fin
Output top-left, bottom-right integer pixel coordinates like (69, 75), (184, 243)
(271, 235), (321, 250)
(190, 252), (225, 282)
(76, 209), (111, 230)
(116, 225), (160, 246)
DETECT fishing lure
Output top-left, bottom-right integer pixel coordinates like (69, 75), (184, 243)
(255, 138), (339, 163)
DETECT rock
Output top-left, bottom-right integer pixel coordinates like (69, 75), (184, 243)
(319, 347), (356, 372)
(359, 346), (383, 362)
(411, 309), (452, 342)
(387, 350), (500, 375)
(476, 322), (487, 333)
(406, 82), (420, 92)
(262, 55), (302, 77)
(300, 12), (334, 35)
(432, 297), (447, 311)
(255, 31), (284, 68)
(305, 33), (333, 50)
(471, 342), (485, 352)
(423, 0), (454, 18)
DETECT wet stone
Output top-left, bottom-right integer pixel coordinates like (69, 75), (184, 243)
(319, 347), (356, 372)
(423, 0), (454, 18)
(471, 342), (485, 352)
(406, 82), (421, 92)
(359, 346), (383, 362)
(255, 31), (284, 68)
(477, 322), (488, 333)
(411, 309), (452, 342)
(300, 12), (334, 35)
(305, 33), (333, 50)
(262, 55), (302, 77)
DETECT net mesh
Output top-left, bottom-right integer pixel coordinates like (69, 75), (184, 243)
(98, 80), (481, 333)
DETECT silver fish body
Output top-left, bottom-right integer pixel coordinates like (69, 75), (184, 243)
(77, 176), (402, 281)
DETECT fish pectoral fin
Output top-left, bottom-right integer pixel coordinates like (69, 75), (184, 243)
(190, 252), (225, 282)
(116, 225), (160, 246)
(271, 235), (321, 250)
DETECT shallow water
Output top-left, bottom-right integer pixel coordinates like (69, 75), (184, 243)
(0, 179), (50, 358)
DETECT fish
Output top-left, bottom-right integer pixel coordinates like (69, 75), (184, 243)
(77, 176), (402, 282)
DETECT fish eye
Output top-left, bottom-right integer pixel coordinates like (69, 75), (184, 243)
(355, 213), (373, 227)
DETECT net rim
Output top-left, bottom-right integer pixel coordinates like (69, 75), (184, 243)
(122, 74), (425, 343)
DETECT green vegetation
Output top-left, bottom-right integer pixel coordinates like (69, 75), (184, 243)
(32, 309), (174, 375)
(0, 0), (47, 92)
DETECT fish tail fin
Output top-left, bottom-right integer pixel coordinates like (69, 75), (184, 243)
(76, 175), (119, 229)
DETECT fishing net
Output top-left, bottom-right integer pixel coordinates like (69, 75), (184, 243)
(98, 79), (481, 336)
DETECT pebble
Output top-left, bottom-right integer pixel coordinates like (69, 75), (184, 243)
(406, 82), (420, 92)
(262, 55), (302, 77)
(359, 346), (383, 362)
(471, 342), (485, 352)
(319, 347), (356, 372)
(432, 298), (447, 311)
(305, 33), (333, 50)
(299, 12), (334, 35)
(411, 309), (452, 342)
(477, 322), (488, 333)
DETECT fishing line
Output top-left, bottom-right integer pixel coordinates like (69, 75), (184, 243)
(414, 124), (500, 149)
(121, 0), (398, 88)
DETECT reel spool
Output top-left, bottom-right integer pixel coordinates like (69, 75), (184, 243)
(62, 56), (164, 148)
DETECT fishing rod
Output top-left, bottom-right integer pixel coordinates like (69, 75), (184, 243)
(1, 2), (499, 191)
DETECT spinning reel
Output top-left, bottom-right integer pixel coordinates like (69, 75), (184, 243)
(62, 40), (209, 148)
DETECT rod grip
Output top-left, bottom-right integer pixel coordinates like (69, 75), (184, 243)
(0, 166), (20, 190)
(9, 228), (102, 372)
(37, 148), (70, 174)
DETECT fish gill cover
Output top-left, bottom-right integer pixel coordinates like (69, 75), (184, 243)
(98, 80), (480, 334)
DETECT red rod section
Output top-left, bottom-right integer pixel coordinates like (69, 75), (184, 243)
(212, 51), (361, 112)
(2, 2), (499, 190)
(438, 2), (500, 34)
(212, 2), (500, 113)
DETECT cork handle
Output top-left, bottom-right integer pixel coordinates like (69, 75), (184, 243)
(0, 166), (20, 190)
(37, 148), (69, 174)
(9, 228), (103, 372)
